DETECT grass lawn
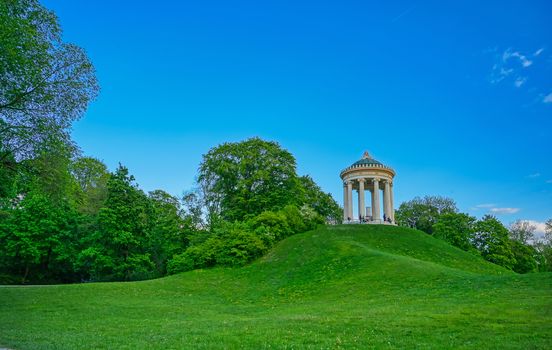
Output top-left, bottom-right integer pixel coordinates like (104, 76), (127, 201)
(1, 225), (551, 349)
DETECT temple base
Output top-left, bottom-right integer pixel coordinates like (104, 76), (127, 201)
(342, 219), (396, 226)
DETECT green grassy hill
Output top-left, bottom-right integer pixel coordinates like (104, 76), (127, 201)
(1, 225), (551, 349)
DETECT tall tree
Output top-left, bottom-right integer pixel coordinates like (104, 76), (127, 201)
(0, 0), (99, 162)
(509, 220), (536, 244)
(82, 165), (154, 281)
(0, 143), (17, 199)
(473, 215), (515, 270)
(198, 137), (301, 222)
(70, 156), (109, 215)
(433, 212), (476, 251)
(395, 196), (458, 234)
(0, 191), (79, 283)
(147, 189), (189, 275)
(510, 240), (538, 274)
(298, 175), (341, 222)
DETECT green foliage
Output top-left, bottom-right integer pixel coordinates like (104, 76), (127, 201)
(198, 137), (301, 222)
(248, 210), (291, 242)
(534, 219), (552, 272)
(298, 175), (341, 222)
(473, 215), (515, 270)
(509, 220), (536, 244)
(168, 221), (268, 274)
(21, 141), (77, 203)
(168, 205), (324, 274)
(147, 189), (190, 275)
(534, 243), (552, 272)
(433, 212), (477, 252)
(395, 195), (457, 234)
(211, 222), (268, 267)
(86, 165), (154, 281)
(510, 240), (538, 273)
(0, 147), (17, 199)
(0, 192), (79, 283)
(70, 156), (109, 215)
(0, 0), (99, 162)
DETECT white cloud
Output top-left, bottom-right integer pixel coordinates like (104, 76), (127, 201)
(525, 220), (548, 234)
(488, 47), (550, 102)
(507, 50), (533, 67)
(490, 207), (520, 214)
(514, 77), (527, 88)
(471, 203), (497, 211)
(527, 172), (541, 178)
(490, 67), (513, 84)
(502, 49), (533, 67)
(476, 203), (496, 208)
(490, 48), (533, 84)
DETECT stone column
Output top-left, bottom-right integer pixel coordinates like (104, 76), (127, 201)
(358, 178), (365, 220)
(383, 180), (391, 222)
(343, 182), (348, 222)
(390, 182), (395, 223)
(372, 178), (380, 221)
(347, 181), (353, 220)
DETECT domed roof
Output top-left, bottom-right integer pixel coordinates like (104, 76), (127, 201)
(340, 151), (395, 177)
(350, 151), (383, 166)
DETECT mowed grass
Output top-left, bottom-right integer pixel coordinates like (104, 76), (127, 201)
(1, 225), (551, 349)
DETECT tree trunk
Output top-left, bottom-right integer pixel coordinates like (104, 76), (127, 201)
(21, 265), (29, 284)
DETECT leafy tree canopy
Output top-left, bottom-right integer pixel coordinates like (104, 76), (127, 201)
(298, 175), (341, 223)
(473, 215), (515, 270)
(0, 0), (98, 162)
(433, 212), (476, 252)
(509, 220), (536, 245)
(70, 156), (109, 215)
(395, 195), (457, 234)
(198, 137), (301, 222)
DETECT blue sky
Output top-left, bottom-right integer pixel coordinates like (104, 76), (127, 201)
(44, 0), (551, 231)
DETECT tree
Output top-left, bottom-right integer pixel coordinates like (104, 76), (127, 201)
(545, 219), (552, 243)
(0, 145), (17, 199)
(0, 0), (99, 162)
(534, 218), (552, 272)
(70, 156), (109, 215)
(19, 140), (77, 203)
(433, 212), (476, 252)
(0, 191), (79, 283)
(509, 220), (536, 245)
(147, 189), (189, 275)
(510, 240), (538, 274)
(395, 196), (458, 234)
(198, 137), (301, 222)
(298, 175), (341, 223)
(80, 165), (154, 281)
(473, 215), (515, 270)
(181, 189), (206, 229)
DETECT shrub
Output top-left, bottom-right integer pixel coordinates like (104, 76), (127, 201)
(510, 241), (538, 274)
(213, 226), (268, 266)
(168, 204), (322, 274)
(247, 210), (291, 241)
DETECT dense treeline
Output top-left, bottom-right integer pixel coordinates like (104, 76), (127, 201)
(395, 196), (552, 273)
(0, 139), (341, 284)
(0, 0), (341, 284)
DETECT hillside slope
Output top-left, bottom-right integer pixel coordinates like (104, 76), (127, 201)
(1, 225), (551, 349)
